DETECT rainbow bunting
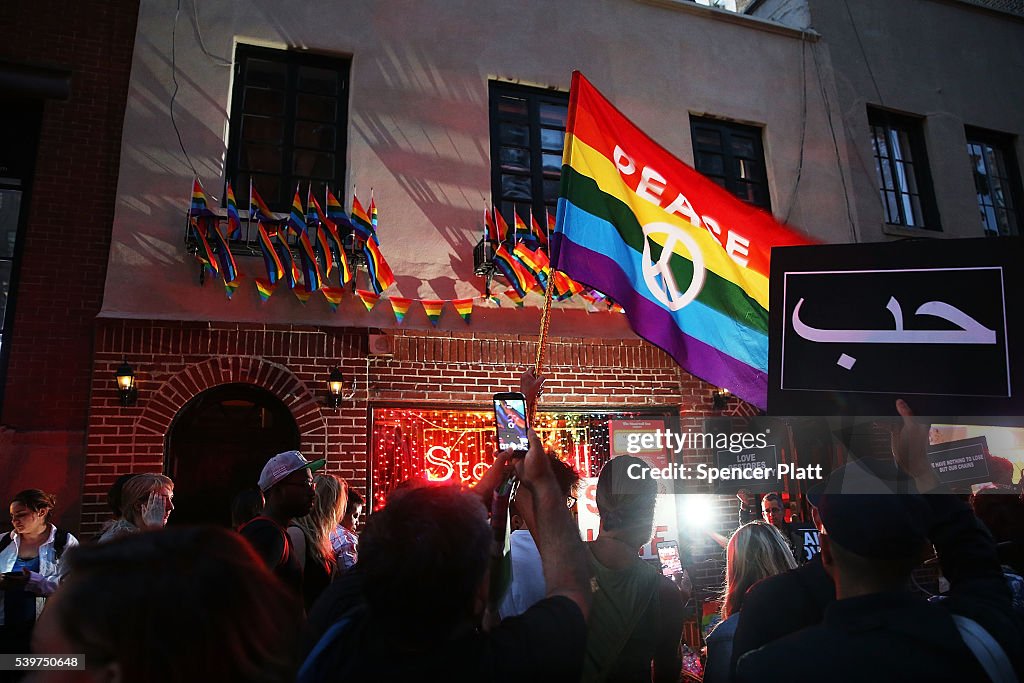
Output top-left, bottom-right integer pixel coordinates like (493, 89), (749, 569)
(257, 222), (285, 284)
(493, 244), (530, 297)
(249, 180), (274, 221)
(189, 179), (215, 217)
(321, 287), (345, 312)
(355, 289), (380, 312)
(420, 299), (445, 326)
(189, 218), (219, 276)
(551, 72), (812, 409)
(254, 277), (276, 303)
(452, 298), (474, 323)
(389, 296), (413, 324)
(362, 237), (396, 294)
(224, 277), (241, 300)
(293, 289), (313, 304)
(224, 182), (242, 239)
(503, 288), (525, 308)
(485, 293), (502, 307)
(351, 194), (376, 243)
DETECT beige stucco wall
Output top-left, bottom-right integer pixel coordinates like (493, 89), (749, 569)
(101, 0), (854, 332)
(801, 0), (1024, 241)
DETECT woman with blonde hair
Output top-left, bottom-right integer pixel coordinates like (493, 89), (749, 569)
(289, 473), (347, 610)
(98, 473), (174, 542)
(703, 521), (797, 683)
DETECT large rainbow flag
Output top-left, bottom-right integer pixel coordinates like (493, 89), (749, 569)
(551, 73), (812, 409)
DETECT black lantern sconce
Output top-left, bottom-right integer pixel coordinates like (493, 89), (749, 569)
(712, 388), (731, 411)
(115, 360), (138, 407)
(326, 367), (356, 408)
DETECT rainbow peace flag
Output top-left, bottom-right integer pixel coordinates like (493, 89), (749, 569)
(362, 237), (396, 294)
(189, 179), (215, 217)
(255, 277), (276, 303)
(224, 182), (242, 239)
(257, 222), (285, 284)
(420, 299), (445, 326)
(321, 287), (345, 312)
(355, 289), (380, 312)
(351, 195), (376, 243)
(249, 181), (274, 221)
(389, 296), (413, 324)
(452, 298), (474, 323)
(552, 72), (811, 409)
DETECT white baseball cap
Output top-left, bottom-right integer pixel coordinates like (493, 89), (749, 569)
(258, 450), (327, 492)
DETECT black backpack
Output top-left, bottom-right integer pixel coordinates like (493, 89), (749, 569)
(0, 528), (70, 560)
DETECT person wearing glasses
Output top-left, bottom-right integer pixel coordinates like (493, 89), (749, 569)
(239, 450), (325, 600)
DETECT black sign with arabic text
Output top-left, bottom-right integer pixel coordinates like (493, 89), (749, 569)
(768, 238), (1022, 421)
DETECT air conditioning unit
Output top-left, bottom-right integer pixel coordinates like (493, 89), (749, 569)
(368, 333), (395, 357)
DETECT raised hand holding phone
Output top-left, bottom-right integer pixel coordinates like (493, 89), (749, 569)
(493, 392), (530, 452)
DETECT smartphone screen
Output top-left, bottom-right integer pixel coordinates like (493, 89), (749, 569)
(657, 541), (683, 577)
(493, 393), (529, 451)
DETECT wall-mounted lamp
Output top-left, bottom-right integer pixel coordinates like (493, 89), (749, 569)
(115, 360), (138, 407)
(326, 367), (356, 408)
(712, 388), (731, 411)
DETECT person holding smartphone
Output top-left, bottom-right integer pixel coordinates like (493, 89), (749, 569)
(0, 488), (79, 654)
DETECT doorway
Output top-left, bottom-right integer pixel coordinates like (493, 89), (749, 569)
(166, 383), (301, 527)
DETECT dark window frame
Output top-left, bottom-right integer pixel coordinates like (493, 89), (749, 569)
(965, 126), (1022, 237)
(225, 44), (350, 222)
(488, 81), (568, 231)
(689, 115), (773, 211)
(867, 107), (940, 231)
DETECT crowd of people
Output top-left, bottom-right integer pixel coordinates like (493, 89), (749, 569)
(1, 394), (1023, 682)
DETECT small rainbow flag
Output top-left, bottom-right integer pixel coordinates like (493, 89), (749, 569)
(326, 188), (347, 221)
(257, 222), (285, 284)
(189, 179), (215, 217)
(321, 287), (345, 312)
(288, 188), (306, 235)
(494, 209), (510, 243)
(307, 194), (334, 277)
(504, 288), (525, 308)
(275, 231), (301, 289)
(255, 277), (276, 303)
(369, 192), (379, 232)
(351, 194), (376, 243)
(362, 237), (396, 294)
(355, 289), (380, 312)
(452, 298), (474, 323)
(485, 208), (499, 243)
(420, 299), (445, 326)
(189, 218), (220, 276)
(389, 296), (413, 324)
(225, 182), (242, 239)
(208, 219), (238, 284)
(513, 210), (529, 240)
(493, 244), (530, 297)
(512, 243), (549, 291)
(531, 213), (548, 248)
(249, 180), (274, 220)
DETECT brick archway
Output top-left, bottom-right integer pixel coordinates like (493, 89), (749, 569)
(82, 356), (329, 536)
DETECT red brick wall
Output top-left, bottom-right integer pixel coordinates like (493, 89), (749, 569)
(81, 318), (747, 544)
(0, 0), (140, 526)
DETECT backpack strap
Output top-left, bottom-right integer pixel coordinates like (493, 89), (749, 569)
(952, 614), (1016, 683)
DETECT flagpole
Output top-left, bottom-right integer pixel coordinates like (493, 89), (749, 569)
(532, 265), (556, 425)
